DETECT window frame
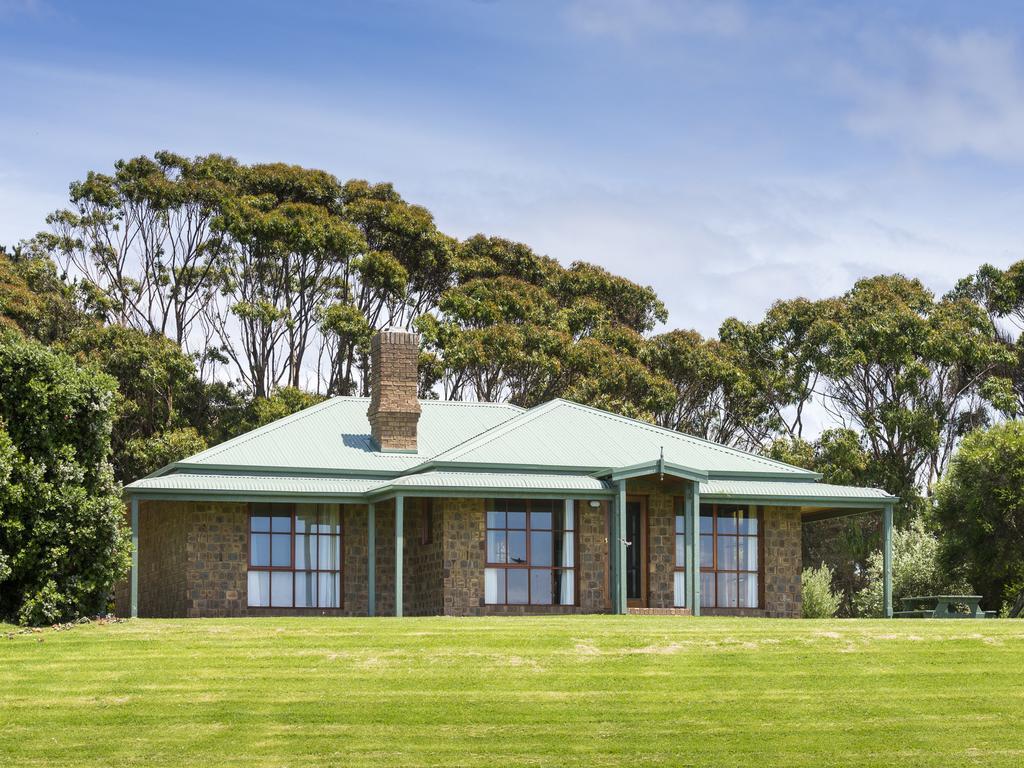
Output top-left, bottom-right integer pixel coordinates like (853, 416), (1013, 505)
(484, 498), (579, 607)
(246, 502), (344, 610)
(673, 501), (764, 610)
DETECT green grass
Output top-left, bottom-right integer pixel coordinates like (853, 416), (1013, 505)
(2, 617), (1023, 767)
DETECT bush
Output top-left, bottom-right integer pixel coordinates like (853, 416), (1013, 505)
(934, 421), (1024, 610)
(802, 564), (841, 618)
(0, 333), (130, 624)
(853, 518), (969, 617)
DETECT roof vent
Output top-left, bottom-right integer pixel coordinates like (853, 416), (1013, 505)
(367, 329), (421, 453)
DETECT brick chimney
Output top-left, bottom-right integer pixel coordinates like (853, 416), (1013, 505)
(367, 329), (422, 452)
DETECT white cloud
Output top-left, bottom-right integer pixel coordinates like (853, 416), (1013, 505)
(844, 31), (1024, 161)
(564, 0), (746, 43)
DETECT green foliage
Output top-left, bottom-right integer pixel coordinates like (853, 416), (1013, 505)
(0, 333), (129, 625)
(243, 387), (327, 431)
(934, 421), (1024, 610)
(853, 519), (968, 617)
(801, 564), (842, 618)
(119, 427), (208, 482)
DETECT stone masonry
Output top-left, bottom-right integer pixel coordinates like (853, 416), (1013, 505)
(366, 329), (421, 452)
(118, 483), (802, 618)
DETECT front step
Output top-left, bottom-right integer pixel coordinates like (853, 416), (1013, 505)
(628, 607), (692, 616)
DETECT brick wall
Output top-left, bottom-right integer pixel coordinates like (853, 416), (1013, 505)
(762, 506), (802, 618)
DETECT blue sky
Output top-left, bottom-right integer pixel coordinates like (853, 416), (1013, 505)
(2, 0), (1024, 335)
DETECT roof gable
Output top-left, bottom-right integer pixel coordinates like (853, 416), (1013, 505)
(424, 398), (816, 478)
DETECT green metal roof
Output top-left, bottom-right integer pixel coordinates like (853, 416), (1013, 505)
(167, 397), (523, 475)
(421, 399), (817, 478)
(128, 395), (894, 507)
(126, 470), (612, 500)
(701, 479), (896, 506)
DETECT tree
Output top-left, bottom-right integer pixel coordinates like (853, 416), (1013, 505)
(41, 152), (238, 354)
(0, 243), (92, 344)
(645, 329), (776, 448)
(0, 333), (129, 624)
(934, 421), (1024, 610)
(813, 275), (1006, 510)
(210, 163), (365, 396)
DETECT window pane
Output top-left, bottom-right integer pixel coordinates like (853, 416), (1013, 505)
(717, 573), (739, 608)
(486, 510), (505, 529)
(318, 572), (340, 608)
(507, 511), (527, 529)
(530, 510), (552, 529)
(700, 535), (714, 568)
(675, 514), (685, 535)
(251, 515), (270, 533)
(700, 507), (714, 534)
(507, 569), (528, 604)
(484, 568), (505, 604)
(718, 508), (738, 534)
(555, 569), (575, 605)
(675, 534), (685, 567)
(530, 531), (552, 566)
(271, 571), (293, 607)
(486, 531), (506, 563)
(738, 573), (758, 608)
(717, 536), (738, 570)
(318, 506), (341, 534)
(271, 513), (292, 533)
(530, 569), (553, 605)
(250, 533), (270, 567)
(247, 571), (269, 607)
(295, 572), (316, 607)
(739, 536), (758, 571)
(674, 571), (686, 608)
(700, 572), (715, 608)
(738, 507), (758, 535)
(295, 505), (316, 533)
(271, 533), (292, 567)
(295, 534), (317, 570)
(319, 535), (340, 570)
(508, 531), (527, 564)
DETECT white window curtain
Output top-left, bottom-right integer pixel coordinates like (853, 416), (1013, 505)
(560, 500), (575, 605)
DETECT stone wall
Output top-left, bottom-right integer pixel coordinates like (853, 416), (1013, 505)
(761, 506), (802, 618)
(119, 491), (803, 618)
(404, 498), (444, 616)
(440, 497), (609, 615)
(366, 330), (421, 451)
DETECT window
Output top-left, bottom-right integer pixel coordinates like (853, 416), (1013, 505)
(673, 502), (760, 609)
(484, 499), (576, 606)
(247, 503), (342, 608)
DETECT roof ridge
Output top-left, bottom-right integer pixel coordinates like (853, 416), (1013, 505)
(305, 395), (524, 410)
(550, 399), (815, 475)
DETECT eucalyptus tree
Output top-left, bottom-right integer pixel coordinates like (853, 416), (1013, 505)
(41, 152), (237, 355)
(210, 163), (365, 397)
(813, 274), (1006, 504)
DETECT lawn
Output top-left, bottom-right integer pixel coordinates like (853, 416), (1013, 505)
(2, 617), (1022, 767)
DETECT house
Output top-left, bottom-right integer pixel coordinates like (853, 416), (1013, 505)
(119, 330), (897, 619)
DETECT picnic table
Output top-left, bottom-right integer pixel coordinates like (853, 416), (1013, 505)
(893, 595), (996, 619)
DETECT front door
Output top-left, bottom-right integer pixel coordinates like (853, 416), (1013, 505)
(625, 496), (648, 607)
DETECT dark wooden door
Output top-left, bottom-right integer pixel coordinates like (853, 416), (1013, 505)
(625, 496), (648, 607)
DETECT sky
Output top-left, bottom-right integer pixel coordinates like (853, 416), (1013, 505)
(2, 0), (1024, 336)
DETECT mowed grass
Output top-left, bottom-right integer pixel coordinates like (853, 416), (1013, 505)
(2, 617), (1023, 767)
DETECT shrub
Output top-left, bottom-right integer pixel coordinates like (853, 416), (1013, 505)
(853, 518), (969, 617)
(802, 564), (841, 618)
(934, 421), (1024, 610)
(0, 333), (129, 625)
